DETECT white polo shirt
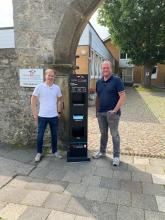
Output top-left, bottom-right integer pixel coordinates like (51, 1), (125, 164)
(32, 82), (62, 118)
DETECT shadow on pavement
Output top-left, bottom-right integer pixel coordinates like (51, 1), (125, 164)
(0, 144), (165, 219)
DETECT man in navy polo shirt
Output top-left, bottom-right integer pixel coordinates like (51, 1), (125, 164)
(93, 60), (126, 166)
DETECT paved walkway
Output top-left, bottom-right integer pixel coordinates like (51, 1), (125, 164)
(0, 144), (165, 220)
(136, 87), (165, 125)
(0, 87), (165, 220)
(88, 87), (165, 158)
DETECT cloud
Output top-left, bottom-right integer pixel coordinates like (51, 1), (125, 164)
(90, 10), (109, 40)
(0, 0), (13, 27)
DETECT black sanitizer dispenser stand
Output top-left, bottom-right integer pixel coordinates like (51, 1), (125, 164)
(67, 74), (90, 162)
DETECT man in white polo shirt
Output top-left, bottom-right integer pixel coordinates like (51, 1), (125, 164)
(31, 69), (63, 162)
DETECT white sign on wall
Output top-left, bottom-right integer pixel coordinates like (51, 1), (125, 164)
(19, 69), (43, 87)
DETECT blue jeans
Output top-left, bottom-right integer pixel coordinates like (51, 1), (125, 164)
(97, 112), (120, 158)
(37, 116), (58, 154)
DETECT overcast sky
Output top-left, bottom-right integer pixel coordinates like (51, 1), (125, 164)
(0, 0), (109, 40)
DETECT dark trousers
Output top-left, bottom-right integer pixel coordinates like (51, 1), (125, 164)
(37, 116), (58, 154)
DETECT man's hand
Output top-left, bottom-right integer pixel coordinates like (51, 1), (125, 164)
(33, 114), (38, 127)
(108, 110), (116, 115)
(58, 112), (62, 118)
(107, 110), (116, 119)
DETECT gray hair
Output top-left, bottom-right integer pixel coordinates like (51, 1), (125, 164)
(102, 60), (112, 67)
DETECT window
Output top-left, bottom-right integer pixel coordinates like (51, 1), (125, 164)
(91, 51), (95, 79)
(94, 54), (99, 79)
(151, 66), (158, 79)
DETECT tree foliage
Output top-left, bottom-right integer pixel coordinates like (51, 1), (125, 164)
(98, 0), (165, 66)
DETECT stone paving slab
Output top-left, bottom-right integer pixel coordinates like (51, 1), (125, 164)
(85, 186), (108, 202)
(46, 168), (67, 181)
(0, 156), (35, 177)
(47, 210), (76, 220)
(8, 176), (31, 188)
(65, 197), (93, 217)
(18, 206), (50, 220)
(25, 178), (50, 191)
(100, 177), (121, 190)
(117, 206), (145, 220)
(29, 167), (51, 180)
(44, 180), (68, 193)
(75, 216), (96, 220)
(145, 210), (165, 220)
(120, 180), (142, 193)
(113, 170), (131, 181)
(152, 174), (165, 185)
(62, 171), (82, 184)
(90, 201), (117, 220)
(134, 157), (150, 165)
(156, 196), (165, 212)
(21, 190), (50, 207)
(145, 165), (165, 175)
(0, 175), (13, 188)
(81, 175), (101, 186)
(132, 171), (153, 183)
(142, 182), (165, 196)
(3, 148), (35, 163)
(107, 189), (131, 206)
(64, 183), (87, 197)
(44, 193), (71, 211)
(0, 186), (29, 203)
(132, 193), (158, 211)
(127, 163), (146, 172)
(149, 158), (165, 167)
(0, 201), (7, 211)
(0, 203), (27, 220)
(94, 167), (113, 178)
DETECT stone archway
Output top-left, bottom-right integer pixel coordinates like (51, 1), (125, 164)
(54, 0), (103, 64)
(52, 0), (104, 145)
(0, 0), (103, 145)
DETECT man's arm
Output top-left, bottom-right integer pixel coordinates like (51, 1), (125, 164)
(31, 95), (38, 120)
(113, 91), (126, 113)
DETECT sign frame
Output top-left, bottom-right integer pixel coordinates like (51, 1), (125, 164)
(19, 69), (44, 87)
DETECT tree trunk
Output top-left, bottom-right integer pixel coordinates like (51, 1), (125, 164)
(142, 64), (153, 88)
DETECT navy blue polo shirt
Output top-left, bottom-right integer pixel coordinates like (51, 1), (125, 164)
(96, 75), (125, 114)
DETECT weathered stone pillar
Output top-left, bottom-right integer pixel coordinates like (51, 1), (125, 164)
(52, 70), (71, 147)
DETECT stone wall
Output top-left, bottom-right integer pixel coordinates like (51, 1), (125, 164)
(0, 49), (36, 146)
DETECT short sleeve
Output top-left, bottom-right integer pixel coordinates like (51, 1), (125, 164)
(57, 86), (62, 97)
(32, 85), (40, 97)
(116, 77), (125, 93)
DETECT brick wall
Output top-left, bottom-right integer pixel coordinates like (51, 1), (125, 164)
(76, 46), (89, 74)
